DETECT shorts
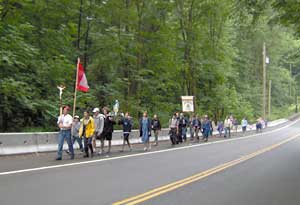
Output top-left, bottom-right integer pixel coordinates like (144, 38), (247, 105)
(123, 133), (130, 140)
(102, 132), (112, 141)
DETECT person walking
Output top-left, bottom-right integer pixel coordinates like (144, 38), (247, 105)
(178, 113), (188, 142)
(93, 108), (105, 154)
(192, 115), (201, 142)
(79, 111), (95, 158)
(56, 106), (74, 160)
(140, 111), (152, 151)
(217, 120), (224, 137)
(241, 117), (248, 133)
(224, 116), (232, 138)
(71, 115), (83, 152)
(151, 114), (161, 146)
(233, 118), (239, 133)
(102, 107), (116, 154)
(256, 117), (263, 132)
(202, 115), (211, 142)
(118, 112), (133, 152)
(169, 113), (178, 145)
(189, 115), (195, 141)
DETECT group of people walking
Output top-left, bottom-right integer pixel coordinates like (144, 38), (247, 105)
(56, 106), (162, 160)
(56, 105), (265, 161)
(56, 106), (116, 160)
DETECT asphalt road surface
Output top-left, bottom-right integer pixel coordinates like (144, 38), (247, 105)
(1, 119), (300, 205)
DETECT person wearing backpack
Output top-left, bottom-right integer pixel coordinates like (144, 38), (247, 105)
(202, 115), (211, 142)
(178, 113), (188, 143)
(119, 112), (133, 152)
(169, 113), (178, 145)
(102, 107), (116, 154)
(93, 107), (105, 154)
(192, 115), (201, 142)
(151, 114), (161, 146)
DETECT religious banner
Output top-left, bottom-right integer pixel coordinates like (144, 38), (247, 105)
(181, 96), (194, 112)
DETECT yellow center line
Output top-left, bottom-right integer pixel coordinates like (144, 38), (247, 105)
(113, 134), (300, 205)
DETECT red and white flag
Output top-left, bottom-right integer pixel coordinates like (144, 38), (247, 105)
(76, 59), (89, 92)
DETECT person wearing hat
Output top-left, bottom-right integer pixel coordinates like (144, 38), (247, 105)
(72, 115), (83, 152)
(56, 106), (74, 160)
(93, 107), (105, 154)
(79, 111), (95, 158)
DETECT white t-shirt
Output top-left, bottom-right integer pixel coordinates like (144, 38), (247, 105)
(57, 114), (73, 130)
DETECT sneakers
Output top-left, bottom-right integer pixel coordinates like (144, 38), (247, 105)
(56, 157), (62, 161)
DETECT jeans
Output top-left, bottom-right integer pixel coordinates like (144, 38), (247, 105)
(72, 136), (83, 150)
(190, 127), (194, 140)
(182, 127), (187, 141)
(242, 126), (247, 132)
(84, 136), (93, 156)
(224, 127), (231, 138)
(57, 129), (74, 159)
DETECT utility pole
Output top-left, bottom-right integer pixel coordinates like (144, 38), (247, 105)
(77, 0), (83, 50)
(268, 80), (272, 119)
(262, 42), (266, 119)
(290, 64), (292, 97)
(295, 81), (298, 113)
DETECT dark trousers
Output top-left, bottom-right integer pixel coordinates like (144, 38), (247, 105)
(84, 136), (93, 156)
(170, 128), (177, 145)
(177, 128), (183, 143)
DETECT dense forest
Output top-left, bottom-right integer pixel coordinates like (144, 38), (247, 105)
(1, 0), (300, 132)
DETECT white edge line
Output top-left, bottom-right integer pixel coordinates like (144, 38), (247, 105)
(0, 119), (299, 176)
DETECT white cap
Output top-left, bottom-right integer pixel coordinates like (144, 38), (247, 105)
(93, 108), (100, 113)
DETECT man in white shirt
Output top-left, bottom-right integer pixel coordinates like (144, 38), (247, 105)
(56, 106), (74, 160)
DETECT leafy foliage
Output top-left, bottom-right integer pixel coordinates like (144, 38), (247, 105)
(1, 0), (299, 131)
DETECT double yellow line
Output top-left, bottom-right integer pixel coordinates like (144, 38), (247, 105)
(113, 134), (300, 205)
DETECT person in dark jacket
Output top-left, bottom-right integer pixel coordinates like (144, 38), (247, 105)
(140, 111), (152, 151)
(178, 113), (188, 142)
(202, 115), (211, 142)
(151, 114), (161, 146)
(102, 107), (116, 154)
(192, 115), (201, 142)
(118, 112), (133, 152)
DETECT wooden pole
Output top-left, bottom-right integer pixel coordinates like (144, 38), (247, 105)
(262, 42), (266, 119)
(73, 58), (80, 117)
(268, 80), (272, 119)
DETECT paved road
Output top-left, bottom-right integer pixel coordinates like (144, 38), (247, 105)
(1, 119), (300, 205)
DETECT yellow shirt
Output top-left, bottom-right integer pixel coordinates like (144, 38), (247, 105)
(79, 117), (95, 138)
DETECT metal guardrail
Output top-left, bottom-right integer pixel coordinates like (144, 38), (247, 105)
(0, 118), (290, 155)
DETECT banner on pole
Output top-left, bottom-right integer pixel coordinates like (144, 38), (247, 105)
(181, 96), (194, 112)
(76, 63), (89, 92)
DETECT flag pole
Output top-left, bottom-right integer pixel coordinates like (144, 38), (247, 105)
(73, 58), (80, 117)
